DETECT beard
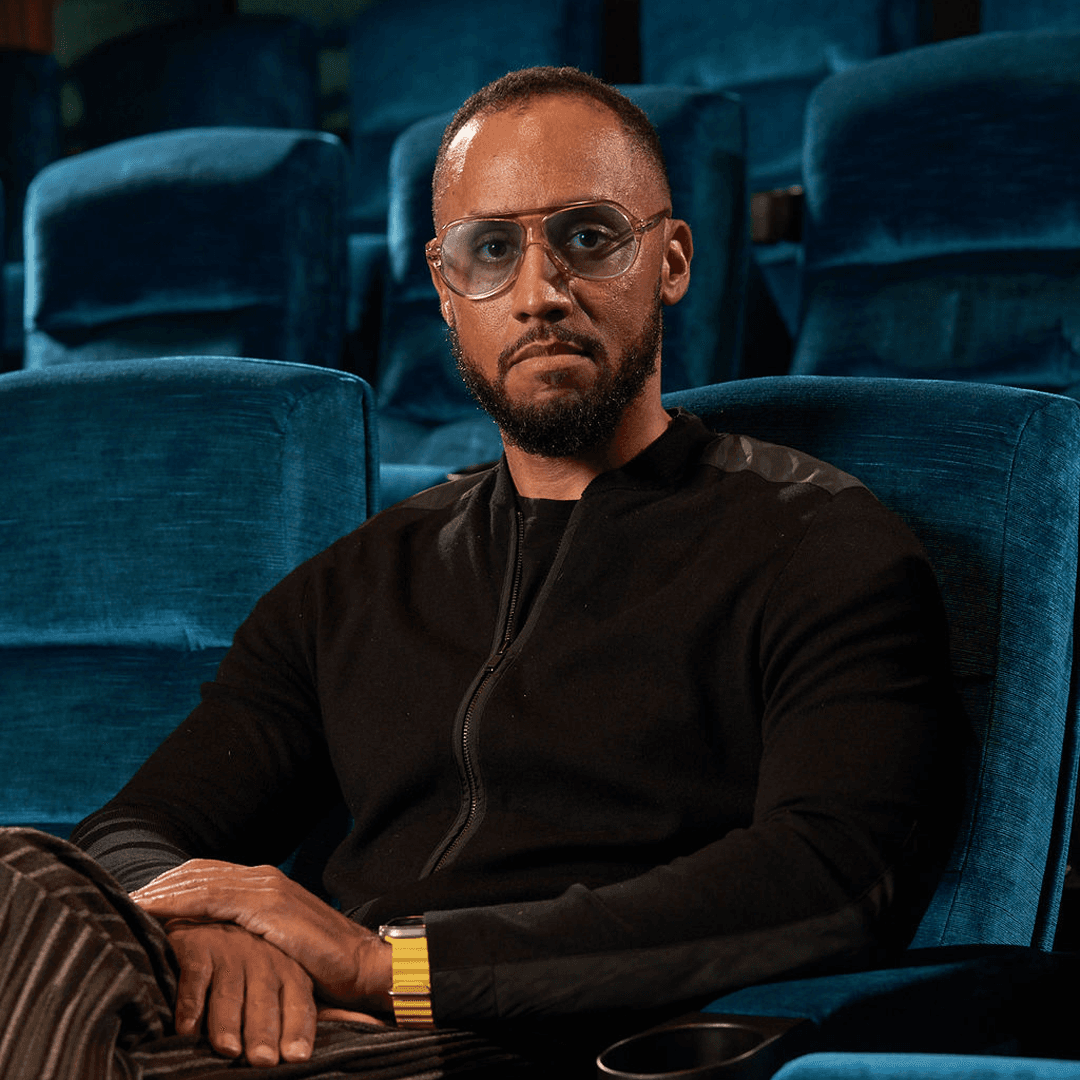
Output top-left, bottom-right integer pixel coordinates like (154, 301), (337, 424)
(450, 297), (663, 459)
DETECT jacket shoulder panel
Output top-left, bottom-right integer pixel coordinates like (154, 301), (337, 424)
(703, 433), (865, 497)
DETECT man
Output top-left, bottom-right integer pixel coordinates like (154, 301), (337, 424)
(6, 67), (961, 1077)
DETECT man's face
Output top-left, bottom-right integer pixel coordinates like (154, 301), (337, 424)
(431, 95), (686, 458)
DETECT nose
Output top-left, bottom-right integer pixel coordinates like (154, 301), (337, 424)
(510, 239), (574, 323)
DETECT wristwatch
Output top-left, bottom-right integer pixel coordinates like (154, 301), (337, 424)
(377, 915), (434, 1028)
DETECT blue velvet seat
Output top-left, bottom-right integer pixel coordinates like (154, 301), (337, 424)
(0, 357), (378, 838)
(773, 1053), (1080, 1080)
(789, 30), (1080, 391)
(345, 0), (603, 236)
(23, 127), (350, 370)
(65, 15), (321, 151)
(639, 0), (926, 345)
(639, 0), (923, 196)
(653, 376), (1080, 1061)
(377, 86), (749, 507)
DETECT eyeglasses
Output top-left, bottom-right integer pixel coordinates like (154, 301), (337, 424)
(426, 200), (671, 300)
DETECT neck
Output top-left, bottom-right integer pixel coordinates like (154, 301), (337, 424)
(504, 397), (672, 500)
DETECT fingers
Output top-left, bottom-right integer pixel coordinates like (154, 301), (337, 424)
(132, 859), (281, 925)
(280, 969), (320, 1061)
(169, 923), (214, 1040)
(136, 861), (392, 1012)
(167, 922), (316, 1067)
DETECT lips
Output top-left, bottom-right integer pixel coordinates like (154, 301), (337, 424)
(510, 341), (589, 366)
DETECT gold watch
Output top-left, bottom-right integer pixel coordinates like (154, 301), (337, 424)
(377, 916), (434, 1028)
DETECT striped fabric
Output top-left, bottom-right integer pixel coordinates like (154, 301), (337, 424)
(0, 829), (533, 1078)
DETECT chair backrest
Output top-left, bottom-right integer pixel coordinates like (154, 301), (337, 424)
(790, 31), (1080, 392)
(639, 0), (924, 193)
(66, 16), (320, 151)
(24, 127), (349, 371)
(0, 356), (378, 834)
(376, 85), (749, 471)
(346, 0), (603, 233)
(664, 376), (1080, 950)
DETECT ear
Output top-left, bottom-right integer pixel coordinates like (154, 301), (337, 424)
(428, 260), (456, 328)
(659, 218), (693, 307)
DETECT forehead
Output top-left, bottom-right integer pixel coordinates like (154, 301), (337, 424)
(436, 95), (656, 226)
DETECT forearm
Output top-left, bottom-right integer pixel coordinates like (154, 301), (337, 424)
(71, 805), (196, 891)
(423, 813), (922, 1022)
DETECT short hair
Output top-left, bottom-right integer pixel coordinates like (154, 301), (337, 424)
(433, 66), (671, 216)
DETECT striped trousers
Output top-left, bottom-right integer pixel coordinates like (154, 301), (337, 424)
(0, 828), (536, 1079)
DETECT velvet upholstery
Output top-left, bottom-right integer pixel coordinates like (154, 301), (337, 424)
(376, 86), (748, 506)
(0, 357), (378, 834)
(639, 0), (924, 194)
(0, 48), (62, 261)
(665, 377), (1080, 952)
(774, 1052), (1080, 1080)
(790, 31), (1080, 390)
(66, 16), (320, 151)
(346, 0), (603, 234)
(657, 378), (1080, 1061)
(639, 1), (926, 361)
(23, 127), (349, 370)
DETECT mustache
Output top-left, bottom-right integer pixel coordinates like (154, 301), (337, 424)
(496, 325), (606, 378)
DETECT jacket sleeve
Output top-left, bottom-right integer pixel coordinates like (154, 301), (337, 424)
(423, 493), (968, 1023)
(71, 567), (340, 892)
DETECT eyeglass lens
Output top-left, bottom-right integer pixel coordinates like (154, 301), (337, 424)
(440, 204), (639, 297)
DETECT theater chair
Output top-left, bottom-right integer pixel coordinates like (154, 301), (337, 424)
(598, 377), (1080, 1077)
(376, 86), (749, 506)
(0, 357), (378, 849)
(639, 0), (927, 354)
(789, 30), (1080, 392)
(770, 1052), (1080, 1080)
(65, 15), (321, 152)
(345, 0), (603, 236)
(23, 127), (350, 371)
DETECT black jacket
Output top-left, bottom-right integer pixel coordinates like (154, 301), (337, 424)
(74, 411), (964, 1024)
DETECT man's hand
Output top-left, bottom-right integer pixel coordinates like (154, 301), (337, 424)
(168, 921), (319, 1067)
(131, 861), (394, 1016)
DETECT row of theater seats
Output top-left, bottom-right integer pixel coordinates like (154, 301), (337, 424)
(3, 25), (1079, 507)
(5, 0), (1079, 361)
(2, 355), (1080, 1076)
(4, 84), (751, 505)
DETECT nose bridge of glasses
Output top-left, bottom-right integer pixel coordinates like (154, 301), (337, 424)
(514, 230), (574, 292)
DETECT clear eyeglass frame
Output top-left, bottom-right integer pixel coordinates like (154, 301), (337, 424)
(426, 199), (671, 300)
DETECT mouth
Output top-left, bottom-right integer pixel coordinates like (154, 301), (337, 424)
(510, 341), (590, 367)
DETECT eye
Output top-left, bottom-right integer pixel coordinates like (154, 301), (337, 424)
(565, 225), (615, 252)
(549, 207), (633, 261)
(471, 228), (519, 264)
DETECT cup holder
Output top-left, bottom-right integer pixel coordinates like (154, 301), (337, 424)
(597, 1014), (812, 1080)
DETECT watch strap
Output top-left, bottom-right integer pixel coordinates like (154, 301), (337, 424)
(380, 921), (434, 1029)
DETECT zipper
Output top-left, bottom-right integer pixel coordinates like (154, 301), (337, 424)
(426, 509), (525, 875)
